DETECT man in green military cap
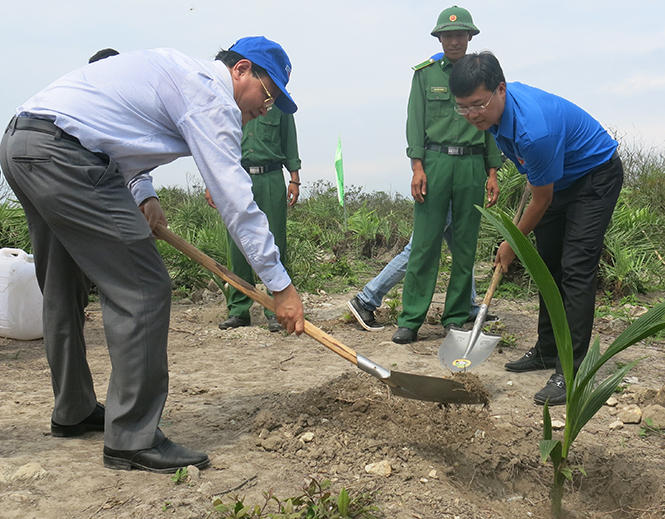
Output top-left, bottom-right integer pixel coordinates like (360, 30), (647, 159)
(206, 105), (302, 333)
(392, 5), (502, 344)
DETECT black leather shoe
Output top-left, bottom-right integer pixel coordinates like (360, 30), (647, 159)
(51, 403), (105, 437)
(218, 315), (251, 330)
(534, 373), (567, 406)
(347, 296), (384, 331)
(443, 323), (463, 337)
(267, 315), (282, 332)
(504, 347), (557, 372)
(103, 438), (210, 474)
(392, 327), (417, 344)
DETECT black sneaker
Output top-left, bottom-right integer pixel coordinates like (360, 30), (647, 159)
(392, 327), (417, 344)
(218, 315), (251, 330)
(504, 347), (557, 372)
(534, 373), (567, 406)
(347, 296), (384, 331)
(267, 315), (282, 333)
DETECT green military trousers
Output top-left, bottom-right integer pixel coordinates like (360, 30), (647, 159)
(398, 151), (487, 332)
(226, 169), (287, 319)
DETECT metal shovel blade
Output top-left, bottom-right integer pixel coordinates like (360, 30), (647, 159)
(438, 326), (501, 373)
(356, 354), (486, 404)
(387, 369), (487, 404)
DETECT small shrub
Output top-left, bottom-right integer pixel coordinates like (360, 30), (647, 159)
(213, 478), (383, 518)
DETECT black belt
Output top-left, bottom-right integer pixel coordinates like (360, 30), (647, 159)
(243, 163), (283, 175)
(425, 144), (484, 156)
(608, 149), (620, 164)
(8, 116), (81, 145)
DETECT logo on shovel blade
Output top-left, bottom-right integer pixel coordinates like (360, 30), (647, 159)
(452, 358), (472, 369)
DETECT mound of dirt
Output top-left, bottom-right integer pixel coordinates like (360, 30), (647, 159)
(0, 290), (664, 518)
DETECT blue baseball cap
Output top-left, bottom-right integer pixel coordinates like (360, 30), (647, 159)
(229, 36), (297, 114)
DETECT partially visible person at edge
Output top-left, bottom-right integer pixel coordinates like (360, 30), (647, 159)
(89, 48), (119, 63)
(449, 51), (623, 406)
(389, 5), (502, 346)
(205, 105), (301, 333)
(0, 36), (305, 474)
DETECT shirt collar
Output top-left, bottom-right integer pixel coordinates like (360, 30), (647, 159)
(440, 54), (454, 70)
(491, 84), (515, 138)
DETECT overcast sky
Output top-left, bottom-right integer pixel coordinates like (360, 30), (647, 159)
(1, 0), (664, 197)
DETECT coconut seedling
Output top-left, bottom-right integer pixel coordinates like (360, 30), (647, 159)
(479, 207), (665, 518)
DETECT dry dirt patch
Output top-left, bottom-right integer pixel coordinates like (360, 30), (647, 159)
(0, 291), (664, 518)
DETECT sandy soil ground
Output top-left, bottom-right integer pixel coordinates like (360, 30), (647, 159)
(1, 287), (664, 519)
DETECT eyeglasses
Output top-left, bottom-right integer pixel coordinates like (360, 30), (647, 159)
(254, 72), (275, 108)
(454, 90), (496, 115)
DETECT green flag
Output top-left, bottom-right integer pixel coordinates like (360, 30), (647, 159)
(334, 136), (344, 207)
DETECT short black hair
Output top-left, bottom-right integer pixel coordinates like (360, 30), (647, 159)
(89, 48), (120, 64)
(215, 49), (267, 77)
(449, 51), (506, 98)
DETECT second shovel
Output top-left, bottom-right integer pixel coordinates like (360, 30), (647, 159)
(438, 264), (503, 372)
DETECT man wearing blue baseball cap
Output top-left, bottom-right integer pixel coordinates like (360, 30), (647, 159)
(0, 36), (303, 473)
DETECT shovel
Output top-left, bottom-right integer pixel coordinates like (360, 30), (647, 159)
(154, 224), (485, 405)
(438, 183), (531, 372)
(438, 265), (503, 372)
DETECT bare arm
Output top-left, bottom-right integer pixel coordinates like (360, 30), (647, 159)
(486, 167), (500, 208)
(411, 159), (427, 203)
(139, 197), (168, 232)
(495, 182), (553, 271)
(287, 170), (300, 206)
(272, 283), (305, 335)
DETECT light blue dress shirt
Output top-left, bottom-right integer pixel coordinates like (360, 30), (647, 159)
(17, 48), (290, 292)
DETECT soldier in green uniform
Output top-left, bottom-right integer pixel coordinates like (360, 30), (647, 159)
(207, 106), (302, 332)
(392, 5), (502, 344)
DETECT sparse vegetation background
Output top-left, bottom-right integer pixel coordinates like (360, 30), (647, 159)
(1, 144), (665, 301)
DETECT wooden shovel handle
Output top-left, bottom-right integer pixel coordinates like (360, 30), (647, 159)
(481, 184), (530, 307)
(482, 264), (503, 306)
(154, 224), (358, 366)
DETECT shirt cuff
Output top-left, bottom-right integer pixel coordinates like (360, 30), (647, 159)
(127, 173), (158, 206)
(258, 262), (292, 293)
(406, 146), (425, 161)
(284, 159), (301, 172)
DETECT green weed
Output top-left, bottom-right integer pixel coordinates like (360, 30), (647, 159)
(212, 478), (382, 518)
(171, 467), (188, 485)
(639, 417), (665, 437)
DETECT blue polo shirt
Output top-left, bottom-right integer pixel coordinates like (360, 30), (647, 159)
(489, 82), (617, 192)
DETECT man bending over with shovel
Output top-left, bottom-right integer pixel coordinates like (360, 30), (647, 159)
(0, 36), (304, 472)
(449, 51), (623, 406)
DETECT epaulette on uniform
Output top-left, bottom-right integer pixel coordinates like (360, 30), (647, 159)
(412, 52), (444, 71)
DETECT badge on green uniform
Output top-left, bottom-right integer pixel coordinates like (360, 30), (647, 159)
(412, 58), (436, 71)
(430, 87), (448, 93)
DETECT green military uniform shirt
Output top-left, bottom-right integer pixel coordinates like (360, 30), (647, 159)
(241, 106), (301, 171)
(406, 55), (502, 170)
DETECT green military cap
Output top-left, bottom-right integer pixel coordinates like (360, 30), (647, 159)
(430, 5), (480, 37)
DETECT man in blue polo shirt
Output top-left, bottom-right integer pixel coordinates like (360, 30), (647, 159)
(449, 51), (623, 406)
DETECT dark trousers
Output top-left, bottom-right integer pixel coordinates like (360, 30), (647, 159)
(1, 118), (171, 450)
(533, 154), (624, 373)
